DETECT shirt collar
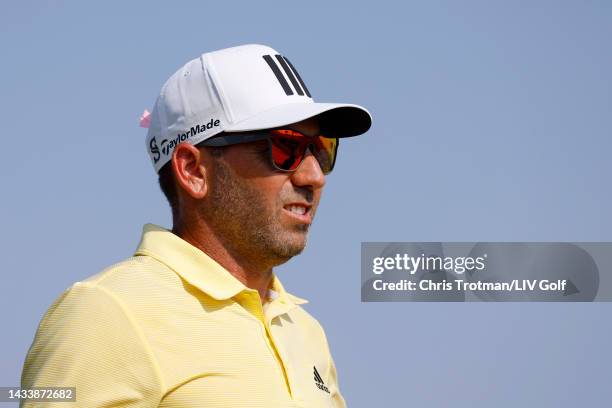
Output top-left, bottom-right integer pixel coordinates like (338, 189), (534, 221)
(134, 223), (308, 305)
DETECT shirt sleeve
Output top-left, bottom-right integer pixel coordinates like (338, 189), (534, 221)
(20, 282), (163, 407)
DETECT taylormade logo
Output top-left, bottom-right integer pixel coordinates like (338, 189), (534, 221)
(150, 118), (220, 163)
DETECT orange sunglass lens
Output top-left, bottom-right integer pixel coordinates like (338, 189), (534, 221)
(269, 129), (337, 173)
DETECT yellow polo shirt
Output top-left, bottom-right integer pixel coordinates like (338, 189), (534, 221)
(21, 224), (346, 407)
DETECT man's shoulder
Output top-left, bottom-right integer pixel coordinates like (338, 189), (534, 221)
(82, 254), (171, 287)
(69, 254), (183, 313)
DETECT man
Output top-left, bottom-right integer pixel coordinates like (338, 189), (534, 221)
(21, 44), (371, 407)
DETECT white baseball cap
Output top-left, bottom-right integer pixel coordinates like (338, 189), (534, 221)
(145, 44), (372, 173)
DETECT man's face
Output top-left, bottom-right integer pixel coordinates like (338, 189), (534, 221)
(200, 117), (326, 266)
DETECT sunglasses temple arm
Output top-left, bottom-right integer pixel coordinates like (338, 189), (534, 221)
(199, 132), (270, 147)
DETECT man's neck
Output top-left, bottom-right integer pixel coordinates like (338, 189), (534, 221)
(172, 221), (274, 303)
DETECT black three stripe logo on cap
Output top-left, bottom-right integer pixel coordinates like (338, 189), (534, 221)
(263, 54), (312, 98)
(313, 366), (330, 394)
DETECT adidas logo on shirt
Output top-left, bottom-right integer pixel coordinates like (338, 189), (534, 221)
(313, 366), (330, 394)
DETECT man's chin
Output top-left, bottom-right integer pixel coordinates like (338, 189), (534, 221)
(269, 232), (308, 262)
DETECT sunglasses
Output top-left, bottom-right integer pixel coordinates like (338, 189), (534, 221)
(199, 129), (339, 175)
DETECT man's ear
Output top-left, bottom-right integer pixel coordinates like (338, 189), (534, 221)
(171, 143), (208, 199)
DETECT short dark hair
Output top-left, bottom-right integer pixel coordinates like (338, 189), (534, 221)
(157, 143), (224, 218)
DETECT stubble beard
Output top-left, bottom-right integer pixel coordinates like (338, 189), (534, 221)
(203, 158), (309, 268)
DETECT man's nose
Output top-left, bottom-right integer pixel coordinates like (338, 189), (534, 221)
(290, 147), (326, 190)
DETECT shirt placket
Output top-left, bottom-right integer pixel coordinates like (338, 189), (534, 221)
(235, 290), (296, 400)
(265, 298), (306, 405)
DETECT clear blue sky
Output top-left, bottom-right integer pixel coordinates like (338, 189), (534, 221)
(2, 1), (611, 406)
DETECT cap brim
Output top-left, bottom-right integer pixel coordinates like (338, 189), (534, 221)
(224, 102), (372, 138)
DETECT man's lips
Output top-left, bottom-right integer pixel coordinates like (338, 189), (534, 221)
(282, 202), (313, 224)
